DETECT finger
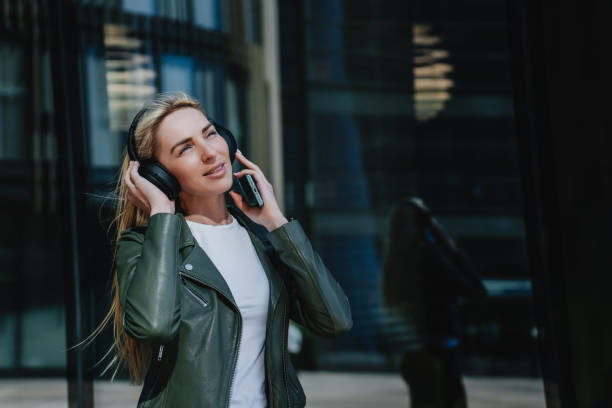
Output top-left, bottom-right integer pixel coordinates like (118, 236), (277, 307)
(126, 190), (139, 209)
(126, 189), (149, 212)
(130, 161), (141, 182)
(129, 161), (145, 182)
(129, 162), (150, 191)
(125, 167), (140, 196)
(235, 150), (262, 173)
(228, 190), (245, 211)
(233, 169), (265, 189)
(129, 191), (150, 212)
(233, 169), (272, 189)
(131, 162), (160, 197)
(131, 185), (150, 211)
(234, 153), (269, 186)
(125, 168), (150, 209)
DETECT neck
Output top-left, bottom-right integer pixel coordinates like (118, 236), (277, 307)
(181, 193), (232, 226)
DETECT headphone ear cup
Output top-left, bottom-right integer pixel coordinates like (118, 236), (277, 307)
(138, 159), (181, 201)
(212, 122), (237, 163)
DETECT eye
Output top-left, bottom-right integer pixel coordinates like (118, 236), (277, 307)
(207, 131), (217, 138)
(179, 144), (192, 155)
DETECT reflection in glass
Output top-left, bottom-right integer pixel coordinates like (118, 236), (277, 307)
(279, 0), (547, 406)
(225, 77), (244, 148)
(382, 197), (487, 407)
(92, 23), (159, 169)
(413, 24), (454, 122)
(161, 54), (195, 95)
(0, 44), (26, 160)
(0, 8), (68, 406)
(194, 0), (220, 30)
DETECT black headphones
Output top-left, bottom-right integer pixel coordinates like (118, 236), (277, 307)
(126, 107), (238, 201)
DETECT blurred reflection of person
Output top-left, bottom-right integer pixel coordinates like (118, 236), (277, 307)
(382, 197), (486, 408)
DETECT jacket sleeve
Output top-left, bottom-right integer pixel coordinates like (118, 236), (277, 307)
(267, 219), (353, 338)
(115, 213), (183, 344)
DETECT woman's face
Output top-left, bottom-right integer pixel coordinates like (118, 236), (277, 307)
(155, 107), (233, 199)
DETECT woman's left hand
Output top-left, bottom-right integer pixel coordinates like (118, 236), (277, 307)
(229, 150), (289, 232)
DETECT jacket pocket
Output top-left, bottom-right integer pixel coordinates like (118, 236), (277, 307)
(179, 274), (212, 310)
(183, 285), (209, 308)
(178, 276), (215, 330)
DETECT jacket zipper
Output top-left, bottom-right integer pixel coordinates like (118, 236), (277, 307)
(182, 281), (209, 307)
(157, 277), (208, 363)
(178, 271), (242, 408)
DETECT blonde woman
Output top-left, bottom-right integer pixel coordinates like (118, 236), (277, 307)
(92, 91), (352, 407)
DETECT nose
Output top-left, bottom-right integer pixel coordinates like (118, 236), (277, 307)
(198, 138), (217, 163)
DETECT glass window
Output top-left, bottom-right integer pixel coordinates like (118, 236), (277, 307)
(194, 64), (218, 119)
(278, 0), (547, 406)
(86, 47), (118, 168)
(122, 0), (157, 17)
(161, 54), (195, 95)
(244, 0), (262, 44)
(0, 44), (26, 159)
(193, 0), (221, 30)
(0, 31), (67, 408)
(224, 76), (245, 150)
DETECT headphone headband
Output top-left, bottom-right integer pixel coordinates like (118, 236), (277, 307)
(127, 108), (148, 161)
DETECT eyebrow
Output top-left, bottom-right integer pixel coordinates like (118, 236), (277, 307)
(170, 122), (214, 154)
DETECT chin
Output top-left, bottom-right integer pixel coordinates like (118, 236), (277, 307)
(222, 174), (233, 189)
(212, 173), (234, 192)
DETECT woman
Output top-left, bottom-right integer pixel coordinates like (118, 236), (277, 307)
(95, 91), (352, 407)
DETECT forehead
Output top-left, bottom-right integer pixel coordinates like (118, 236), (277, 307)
(156, 107), (209, 145)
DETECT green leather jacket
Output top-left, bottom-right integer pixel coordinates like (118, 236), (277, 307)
(115, 204), (352, 407)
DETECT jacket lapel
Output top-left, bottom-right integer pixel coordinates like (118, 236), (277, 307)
(175, 207), (283, 308)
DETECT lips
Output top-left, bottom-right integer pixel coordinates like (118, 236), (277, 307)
(204, 163), (224, 175)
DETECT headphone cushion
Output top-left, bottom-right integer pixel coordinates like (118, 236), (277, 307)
(138, 159), (181, 201)
(214, 122), (237, 163)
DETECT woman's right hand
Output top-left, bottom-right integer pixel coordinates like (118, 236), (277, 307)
(124, 161), (175, 217)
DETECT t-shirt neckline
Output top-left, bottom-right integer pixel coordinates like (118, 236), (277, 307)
(185, 214), (238, 230)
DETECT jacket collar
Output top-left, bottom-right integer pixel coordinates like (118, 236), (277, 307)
(173, 205), (283, 308)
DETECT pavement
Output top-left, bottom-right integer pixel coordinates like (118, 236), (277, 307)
(0, 372), (546, 407)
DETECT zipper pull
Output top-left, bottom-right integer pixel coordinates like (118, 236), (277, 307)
(157, 344), (165, 361)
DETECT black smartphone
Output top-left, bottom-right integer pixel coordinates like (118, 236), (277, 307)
(232, 173), (264, 207)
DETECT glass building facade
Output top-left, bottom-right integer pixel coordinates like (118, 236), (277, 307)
(1, 0), (610, 407)
(0, 0), (276, 405)
(279, 0), (536, 375)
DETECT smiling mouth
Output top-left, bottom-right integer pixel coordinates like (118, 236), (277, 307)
(204, 163), (224, 175)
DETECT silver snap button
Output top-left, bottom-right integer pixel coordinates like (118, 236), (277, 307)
(185, 263), (193, 270)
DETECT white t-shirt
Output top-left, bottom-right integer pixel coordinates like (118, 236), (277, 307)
(186, 214), (270, 408)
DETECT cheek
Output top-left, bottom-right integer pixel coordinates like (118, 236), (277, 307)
(215, 137), (230, 156)
(171, 157), (201, 183)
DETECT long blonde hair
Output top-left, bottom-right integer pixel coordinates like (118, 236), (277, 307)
(77, 91), (206, 383)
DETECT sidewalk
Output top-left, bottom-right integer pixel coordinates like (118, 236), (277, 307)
(0, 372), (546, 407)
